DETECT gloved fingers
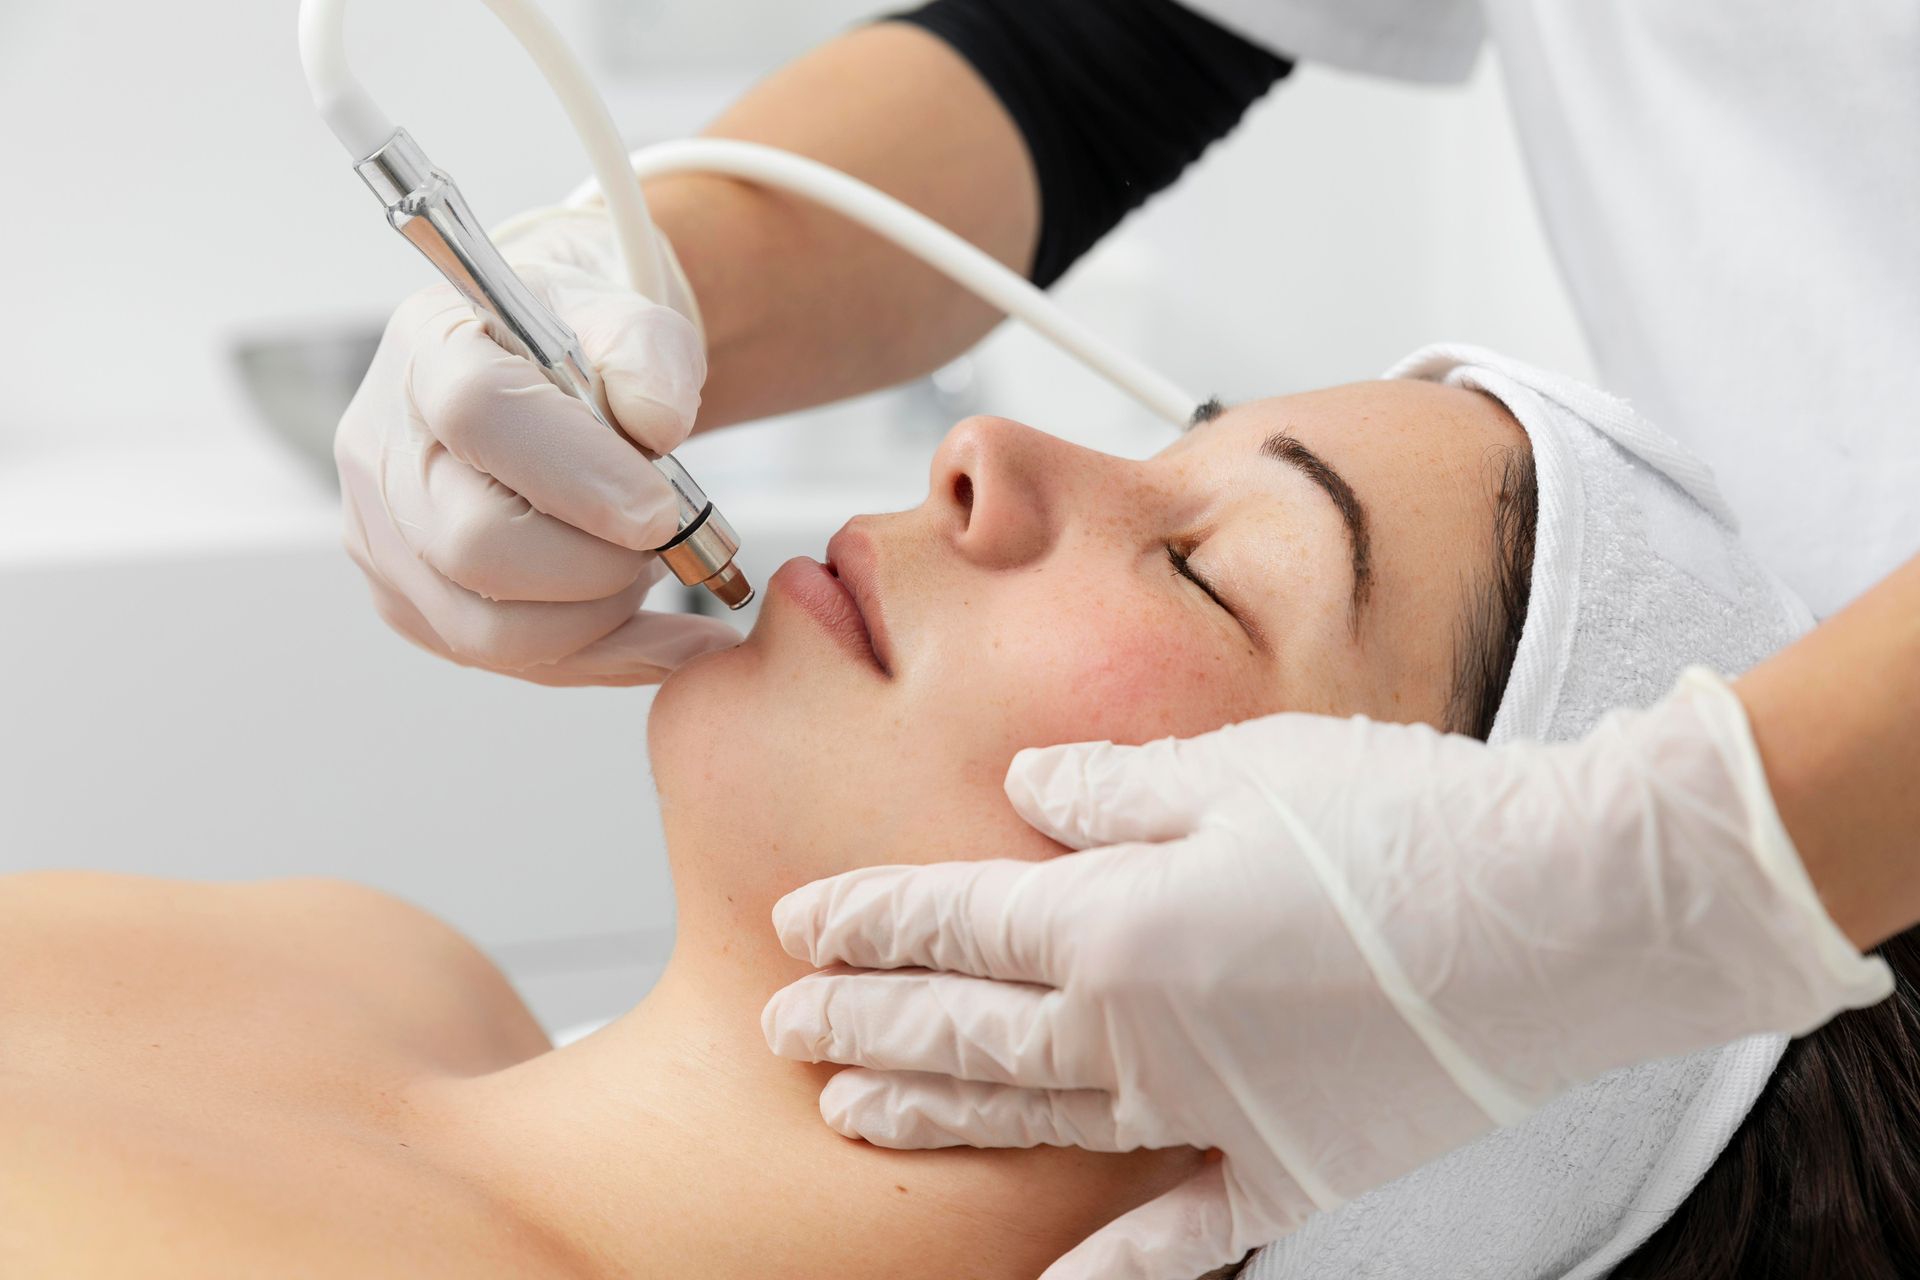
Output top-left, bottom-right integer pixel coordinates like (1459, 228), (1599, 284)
(341, 411), (667, 672)
(401, 289), (685, 552)
(1005, 735), (1233, 850)
(343, 517), (456, 662)
(535, 263), (707, 455)
(762, 969), (1111, 1090)
(816, 1069), (1137, 1152)
(351, 458), (732, 683)
(368, 501), (657, 673)
(771, 858), (1076, 984)
(512, 603), (742, 687)
(423, 574), (655, 674)
(1038, 1164), (1245, 1280)
(412, 445), (654, 602)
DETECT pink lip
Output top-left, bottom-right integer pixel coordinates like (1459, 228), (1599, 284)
(825, 525), (894, 676)
(770, 540), (892, 677)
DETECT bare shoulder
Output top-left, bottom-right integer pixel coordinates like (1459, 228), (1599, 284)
(0, 870), (481, 976)
(0, 874), (574, 1280)
(0, 867), (214, 919)
(250, 875), (556, 1057)
(0, 868), (407, 923)
(0, 870), (549, 1069)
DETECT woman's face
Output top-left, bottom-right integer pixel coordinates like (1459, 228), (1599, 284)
(651, 379), (1525, 909)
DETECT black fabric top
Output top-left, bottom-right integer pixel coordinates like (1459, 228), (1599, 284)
(889, 0), (1293, 287)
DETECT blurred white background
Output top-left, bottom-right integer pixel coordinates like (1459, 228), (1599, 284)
(0, 0), (1590, 1033)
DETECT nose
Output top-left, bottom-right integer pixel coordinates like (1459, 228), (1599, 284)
(928, 415), (1085, 570)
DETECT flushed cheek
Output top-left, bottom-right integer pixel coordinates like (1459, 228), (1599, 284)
(967, 604), (1264, 752)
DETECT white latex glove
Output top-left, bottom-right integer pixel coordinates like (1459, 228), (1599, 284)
(335, 206), (739, 685)
(762, 668), (1892, 1279)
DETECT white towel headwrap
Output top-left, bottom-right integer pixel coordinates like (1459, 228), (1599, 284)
(1244, 345), (1814, 1280)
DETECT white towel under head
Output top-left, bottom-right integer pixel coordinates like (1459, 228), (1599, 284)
(1243, 345), (1813, 1280)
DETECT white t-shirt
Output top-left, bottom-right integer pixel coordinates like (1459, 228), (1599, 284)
(1184, 0), (1920, 617)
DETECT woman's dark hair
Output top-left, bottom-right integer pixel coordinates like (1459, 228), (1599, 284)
(1613, 924), (1920, 1278)
(1448, 446), (1539, 741)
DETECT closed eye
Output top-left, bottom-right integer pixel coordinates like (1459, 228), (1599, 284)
(1166, 543), (1234, 616)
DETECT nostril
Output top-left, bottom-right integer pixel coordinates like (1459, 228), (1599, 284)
(953, 473), (974, 517)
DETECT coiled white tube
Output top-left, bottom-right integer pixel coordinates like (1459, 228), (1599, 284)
(297, 0), (1198, 425)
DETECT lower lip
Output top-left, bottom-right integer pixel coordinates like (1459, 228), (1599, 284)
(770, 557), (884, 672)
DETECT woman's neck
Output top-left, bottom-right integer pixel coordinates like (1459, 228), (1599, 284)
(422, 894), (1200, 1279)
(421, 939), (855, 1278)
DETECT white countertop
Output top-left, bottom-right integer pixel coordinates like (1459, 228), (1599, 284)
(0, 436), (340, 570)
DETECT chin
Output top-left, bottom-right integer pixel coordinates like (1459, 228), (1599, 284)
(643, 605), (1052, 874)
(647, 637), (760, 781)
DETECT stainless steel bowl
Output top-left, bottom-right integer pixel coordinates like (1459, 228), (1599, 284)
(231, 325), (382, 484)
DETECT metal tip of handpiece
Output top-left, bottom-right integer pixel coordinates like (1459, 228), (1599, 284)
(705, 561), (755, 611)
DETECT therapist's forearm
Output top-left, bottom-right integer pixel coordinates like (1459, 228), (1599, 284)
(641, 23), (1039, 429)
(1738, 553), (1920, 950)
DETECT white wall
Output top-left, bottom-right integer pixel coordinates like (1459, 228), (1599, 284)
(0, 0), (1588, 1032)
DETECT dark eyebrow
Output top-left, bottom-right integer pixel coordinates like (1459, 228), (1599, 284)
(1261, 432), (1374, 637)
(1189, 397), (1226, 428)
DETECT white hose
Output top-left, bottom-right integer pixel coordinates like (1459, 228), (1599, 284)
(297, 0), (392, 159)
(593, 141), (1197, 424)
(296, 0), (1198, 425)
(472, 0), (670, 302)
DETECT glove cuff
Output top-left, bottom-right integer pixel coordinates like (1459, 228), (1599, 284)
(1674, 666), (1895, 1022)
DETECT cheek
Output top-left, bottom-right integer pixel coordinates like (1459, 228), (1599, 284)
(933, 587), (1266, 764)
(645, 568), (1282, 880)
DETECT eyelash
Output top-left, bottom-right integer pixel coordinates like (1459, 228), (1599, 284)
(1166, 544), (1235, 616)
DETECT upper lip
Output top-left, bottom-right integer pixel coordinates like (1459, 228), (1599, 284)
(825, 524), (894, 676)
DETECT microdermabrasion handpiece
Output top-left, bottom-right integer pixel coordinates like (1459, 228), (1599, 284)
(353, 128), (752, 610)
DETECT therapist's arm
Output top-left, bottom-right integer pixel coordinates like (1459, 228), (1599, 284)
(645, 23), (1037, 429)
(646, 3), (1293, 428)
(1739, 552), (1920, 950)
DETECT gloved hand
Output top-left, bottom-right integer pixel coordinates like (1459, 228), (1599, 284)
(335, 205), (738, 685)
(761, 668), (1892, 1280)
